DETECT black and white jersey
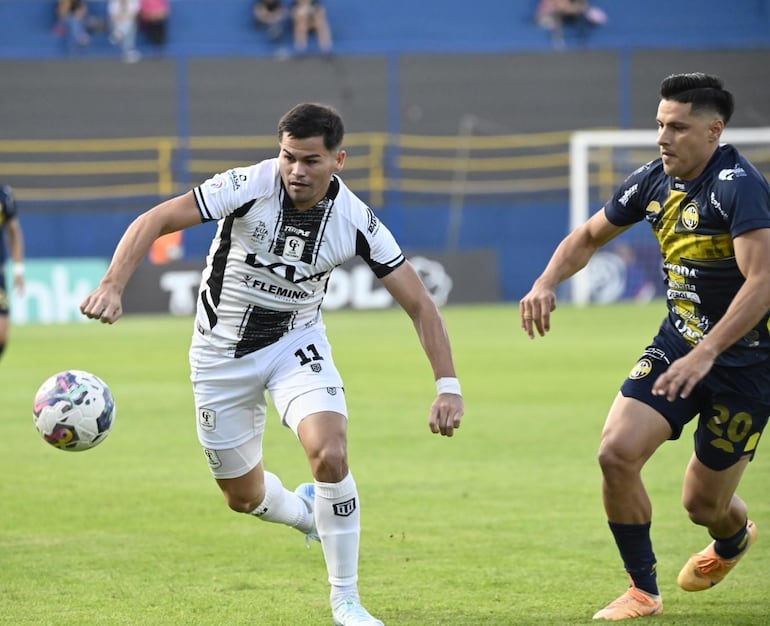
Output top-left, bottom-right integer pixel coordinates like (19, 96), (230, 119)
(192, 158), (405, 357)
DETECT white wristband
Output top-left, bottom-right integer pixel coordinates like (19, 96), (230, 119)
(13, 263), (24, 277)
(436, 377), (462, 396)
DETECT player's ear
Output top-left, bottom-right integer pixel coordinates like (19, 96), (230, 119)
(708, 118), (725, 143)
(334, 149), (346, 172)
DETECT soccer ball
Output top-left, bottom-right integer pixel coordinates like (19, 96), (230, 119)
(32, 370), (117, 451)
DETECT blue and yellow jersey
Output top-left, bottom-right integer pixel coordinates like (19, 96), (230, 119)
(604, 144), (770, 366)
(0, 184), (19, 267)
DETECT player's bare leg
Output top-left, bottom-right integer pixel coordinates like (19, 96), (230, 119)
(593, 395), (670, 620)
(298, 411), (383, 625)
(678, 454), (757, 590)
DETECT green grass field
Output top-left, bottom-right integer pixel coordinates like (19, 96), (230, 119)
(2, 302), (768, 625)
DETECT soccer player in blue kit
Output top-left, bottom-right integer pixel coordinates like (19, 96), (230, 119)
(81, 103), (464, 626)
(520, 73), (770, 619)
(0, 183), (25, 364)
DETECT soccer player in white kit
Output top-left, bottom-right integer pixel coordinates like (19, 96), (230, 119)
(80, 103), (465, 626)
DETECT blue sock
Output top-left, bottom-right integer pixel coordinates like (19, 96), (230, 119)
(608, 521), (659, 596)
(713, 520), (749, 559)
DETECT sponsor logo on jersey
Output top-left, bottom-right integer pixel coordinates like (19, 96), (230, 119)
(618, 184), (638, 207)
(664, 263), (698, 278)
(365, 207), (379, 234)
(667, 288), (701, 303)
(209, 177), (225, 192)
(681, 203), (699, 230)
(252, 220), (270, 246)
(283, 235), (305, 261)
(285, 225), (311, 237)
(199, 407), (217, 431)
(311, 363), (322, 372)
(229, 170), (247, 190)
(240, 275), (310, 300)
(628, 357), (653, 380)
(326, 387), (336, 395)
(643, 346), (670, 364)
(710, 192), (728, 220)
(333, 498), (357, 517)
(718, 165), (746, 180)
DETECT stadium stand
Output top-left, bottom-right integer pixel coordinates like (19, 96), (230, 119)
(0, 0), (769, 59)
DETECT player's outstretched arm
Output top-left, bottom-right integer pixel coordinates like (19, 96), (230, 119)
(381, 261), (464, 437)
(520, 209), (627, 339)
(80, 192), (203, 324)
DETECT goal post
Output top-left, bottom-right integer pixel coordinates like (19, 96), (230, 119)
(568, 128), (770, 305)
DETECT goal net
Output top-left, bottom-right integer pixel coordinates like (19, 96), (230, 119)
(568, 128), (770, 305)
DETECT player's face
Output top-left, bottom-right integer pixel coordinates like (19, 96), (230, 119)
(656, 99), (723, 180)
(278, 133), (345, 210)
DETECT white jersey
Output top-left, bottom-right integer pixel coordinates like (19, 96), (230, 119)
(191, 158), (405, 358)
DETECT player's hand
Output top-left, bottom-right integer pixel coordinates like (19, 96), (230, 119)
(429, 393), (464, 437)
(652, 349), (715, 401)
(519, 283), (557, 339)
(80, 287), (124, 325)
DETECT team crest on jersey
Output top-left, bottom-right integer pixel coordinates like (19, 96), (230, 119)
(198, 407), (217, 431)
(628, 358), (653, 380)
(311, 363), (322, 373)
(681, 203), (699, 230)
(283, 235), (305, 261)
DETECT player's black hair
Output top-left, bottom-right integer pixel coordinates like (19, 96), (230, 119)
(659, 72), (734, 125)
(278, 103), (345, 151)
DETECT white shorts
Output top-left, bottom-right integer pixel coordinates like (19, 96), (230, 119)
(189, 323), (347, 454)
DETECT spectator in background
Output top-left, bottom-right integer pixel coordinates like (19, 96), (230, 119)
(536, 0), (607, 49)
(254, 0), (290, 43)
(108, 0), (141, 63)
(0, 184), (25, 366)
(292, 0), (333, 55)
(139, 0), (169, 52)
(56, 0), (91, 50)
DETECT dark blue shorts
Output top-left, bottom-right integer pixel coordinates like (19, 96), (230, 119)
(620, 329), (770, 471)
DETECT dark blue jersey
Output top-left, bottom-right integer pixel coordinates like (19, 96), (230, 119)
(0, 184), (19, 267)
(604, 144), (770, 367)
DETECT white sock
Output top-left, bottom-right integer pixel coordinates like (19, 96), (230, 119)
(315, 472), (360, 594)
(249, 471), (313, 532)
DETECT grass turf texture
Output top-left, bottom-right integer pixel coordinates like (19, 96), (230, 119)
(2, 302), (768, 625)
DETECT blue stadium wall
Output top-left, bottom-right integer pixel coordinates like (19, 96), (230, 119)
(2, 1), (770, 301)
(2, 0), (770, 58)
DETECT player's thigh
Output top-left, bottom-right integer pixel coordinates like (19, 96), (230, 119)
(0, 313), (8, 343)
(190, 344), (269, 451)
(682, 452), (749, 513)
(693, 378), (770, 472)
(0, 277), (9, 341)
(207, 437), (265, 484)
(618, 334), (704, 441)
(268, 325), (346, 434)
(601, 393), (673, 464)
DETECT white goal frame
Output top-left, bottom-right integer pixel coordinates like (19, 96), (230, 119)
(569, 127), (770, 305)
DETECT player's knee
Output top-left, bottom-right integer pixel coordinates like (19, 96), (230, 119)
(682, 493), (721, 527)
(597, 438), (638, 482)
(222, 487), (266, 514)
(307, 442), (348, 482)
